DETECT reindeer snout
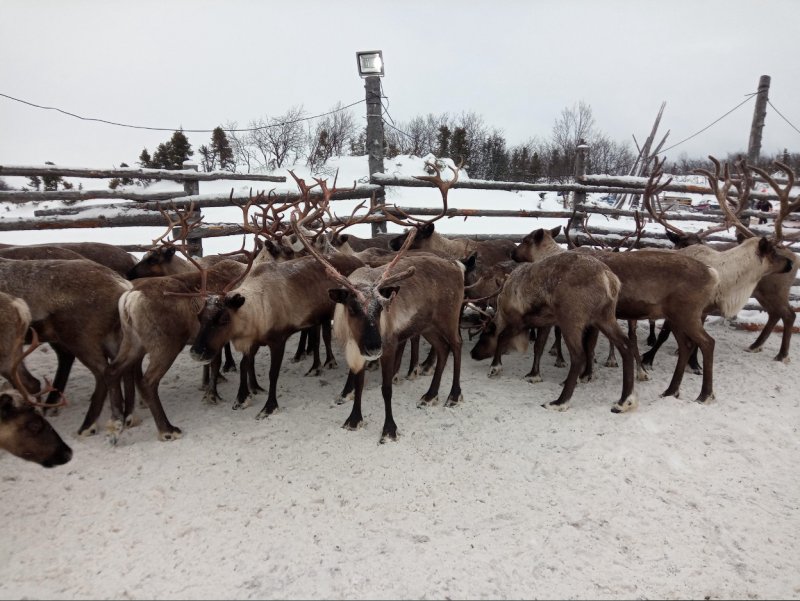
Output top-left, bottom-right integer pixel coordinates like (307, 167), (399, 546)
(190, 347), (214, 364)
(42, 444), (73, 468)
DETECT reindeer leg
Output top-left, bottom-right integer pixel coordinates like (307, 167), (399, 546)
(601, 322), (638, 413)
(690, 327), (715, 404)
(580, 327), (600, 382)
(419, 345), (436, 376)
(392, 340), (407, 385)
(203, 351), (224, 404)
(248, 347), (265, 393)
(551, 326), (566, 367)
(543, 327), (584, 411)
(747, 313), (779, 355)
(322, 319), (337, 369)
(405, 334), (421, 380)
(444, 330), (463, 407)
(292, 329), (308, 363)
(337, 370), (355, 404)
(380, 351), (399, 443)
(419, 337), (448, 407)
(647, 319), (658, 347)
(774, 309), (795, 362)
(661, 328), (693, 399)
(305, 325), (323, 377)
(232, 350), (254, 410)
(343, 369), (365, 430)
(641, 320), (672, 374)
(687, 344), (702, 374)
(524, 326), (550, 383)
(137, 345), (184, 441)
(44, 342), (74, 415)
(222, 342), (237, 373)
(256, 340), (286, 419)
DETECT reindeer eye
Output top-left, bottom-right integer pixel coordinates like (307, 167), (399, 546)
(26, 418), (44, 434)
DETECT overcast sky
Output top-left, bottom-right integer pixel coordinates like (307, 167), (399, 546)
(2, 0), (799, 170)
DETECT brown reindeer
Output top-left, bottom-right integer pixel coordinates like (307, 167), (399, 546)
(470, 251), (637, 412)
(0, 258), (133, 436)
(641, 157), (797, 369)
(512, 226), (722, 403)
(0, 392), (72, 467)
(188, 178), (365, 419)
(0, 292), (41, 396)
(105, 259), (249, 441)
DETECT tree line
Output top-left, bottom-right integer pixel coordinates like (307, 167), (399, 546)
(10, 101), (799, 192)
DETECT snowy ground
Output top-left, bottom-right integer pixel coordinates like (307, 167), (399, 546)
(1, 318), (799, 600)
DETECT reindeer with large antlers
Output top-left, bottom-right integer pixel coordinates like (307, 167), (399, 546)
(188, 176), (365, 419)
(641, 156), (796, 370)
(293, 210), (467, 442)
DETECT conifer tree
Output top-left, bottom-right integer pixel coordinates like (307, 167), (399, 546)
(42, 161), (63, 191)
(450, 127), (469, 165)
(167, 130), (193, 169)
(210, 127), (234, 171)
(138, 148), (152, 168)
(437, 125), (451, 158)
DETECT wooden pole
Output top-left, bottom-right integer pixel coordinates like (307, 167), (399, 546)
(747, 74), (771, 165)
(364, 75), (387, 235)
(180, 162), (203, 257)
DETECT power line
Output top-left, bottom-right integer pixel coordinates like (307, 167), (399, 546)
(767, 100), (800, 136)
(0, 91), (365, 133)
(656, 92), (757, 156)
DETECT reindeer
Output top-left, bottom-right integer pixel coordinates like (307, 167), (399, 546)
(293, 213), (466, 442)
(189, 178), (365, 419)
(470, 251), (637, 412)
(0, 258), (133, 436)
(641, 157), (797, 369)
(105, 258), (249, 441)
(512, 225), (722, 403)
(0, 295), (72, 467)
(0, 392), (72, 467)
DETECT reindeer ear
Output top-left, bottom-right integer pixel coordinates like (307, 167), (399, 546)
(378, 286), (400, 300)
(461, 251), (478, 273)
(532, 229), (545, 245)
(735, 231), (746, 244)
(389, 234), (404, 251)
(263, 240), (279, 257)
(0, 393), (14, 419)
(665, 230), (682, 245)
(338, 234), (350, 245)
(419, 223), (435, 238)
(757, 236), (770, 256)
(164, 246), (177, 259)
(329, 289), (350, 304)
(225, 293), (246, 310)
(550, 225), (562, 238)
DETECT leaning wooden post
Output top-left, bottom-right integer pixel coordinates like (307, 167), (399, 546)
(364, 75), (387, 236)
(747, 75), (771, 166)
(180, 161), (203, 257)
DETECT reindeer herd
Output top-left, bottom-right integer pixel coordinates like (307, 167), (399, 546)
(1, 156), (798, 468)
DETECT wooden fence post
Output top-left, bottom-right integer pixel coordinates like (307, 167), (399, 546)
(364, 75), (387, 236)
(570, 143), (589, 230)
(747, 75), (771, 166)
(180, 161), (203, 257)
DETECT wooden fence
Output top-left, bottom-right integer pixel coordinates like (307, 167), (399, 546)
(1, 158), (798, 327)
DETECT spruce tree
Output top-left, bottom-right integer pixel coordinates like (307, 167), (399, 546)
(210, 127), (234, 171)
(450, 127), (469, 165)
(167, 130), (193, 169)
(437, 125), (451, 158)
(27, 175), (42, 191)
(42, 161), (63, 191)
(138, 148), (152, 168)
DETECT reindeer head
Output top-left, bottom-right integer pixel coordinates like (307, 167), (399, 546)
(126, 245), (181, 279)
(512, 226), (563, 263)
(190, 293), (246, 363)
(0, 392), (72, 468)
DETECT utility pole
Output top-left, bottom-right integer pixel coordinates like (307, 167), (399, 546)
(747, 75), (771, 165)
(364, 75), (387, 235)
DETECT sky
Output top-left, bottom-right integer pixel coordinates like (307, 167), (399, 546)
(2, 0), (800, 170)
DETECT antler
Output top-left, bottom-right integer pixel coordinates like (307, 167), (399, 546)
(749, 160), (800, 241)
(695, 156), (754, 239)
(383, 159), (462, 229)
(11, 329), (68, 409)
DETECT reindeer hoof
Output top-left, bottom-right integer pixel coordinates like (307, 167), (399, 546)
(777, 355), (790, 364)
(78, 423), (97, 437)
(158, 428), (183, 441)
(392, 374), (401, 385)
(542, 401), (570, 412)
(379, 430), (398, 444)
(579, 374), (593, 383)
(554, 359), (566, 368)
(222, 364), (237, 373)
(611, 394), (639, 413)
(745, 345), (762, 354)
(637, 368), (650, 382)
(417, 395), (438, 407)
(105, 419), (124, 446)
(444, 393), (463, 407)
(202, 391), (221, 405)
(524, 373), (543, 384)
(215, 373), (228, 383)
(660, 388), (680, 399)
(695, 393), (715, 405)
(604, 359), (618, 368)
(324, 359), (338, 370)
(419, 364), (435, 377)
(342, 418), (363, 431)
(488, 365), (503, 378)
(305, 367), (323, 377)
(124, 413), (142, 428)
(291, 353), (307, 364)
(232, 396), (253, 411)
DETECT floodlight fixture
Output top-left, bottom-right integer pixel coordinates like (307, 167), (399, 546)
(356, 50), (384, 77)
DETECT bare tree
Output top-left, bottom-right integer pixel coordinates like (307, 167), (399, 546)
(306, 102), (358, 169)
(224, 121), (255, 174)
(260, 105), (307, 168)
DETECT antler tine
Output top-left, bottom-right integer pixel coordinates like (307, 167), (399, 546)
(749, 161), (800, 242)
(642, 157), (685, 237)
(219, 238), (261, 295)
(581, 214), (609, 249)
(373, 228), (418, 289)
(10, 329), (68, 409)
(410, 159), (462, 224)
(564, 209), (579, 249)
(289, 209), (365, 301)
(696, 156), (754, 239)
